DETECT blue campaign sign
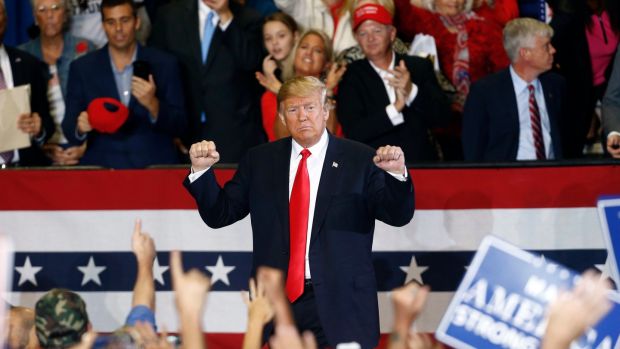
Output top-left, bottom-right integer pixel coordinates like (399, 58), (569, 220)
(435, 235), (620, 349)
(597, 197), (620, 287)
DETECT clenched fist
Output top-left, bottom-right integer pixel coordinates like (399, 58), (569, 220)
(189, 140), (220, 172)
(373, 145), (406, 175)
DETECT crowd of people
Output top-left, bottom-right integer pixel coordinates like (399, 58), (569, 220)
(1, 0), (620, 348)
(3, 219), (614, 349)
(1, 0), (619, 168)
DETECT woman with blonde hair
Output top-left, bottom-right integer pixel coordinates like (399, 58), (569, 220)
(267, 29), (347, 139)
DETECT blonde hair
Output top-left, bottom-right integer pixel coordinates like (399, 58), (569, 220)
(283, 29), (334, 81)
(277, 76), (328, 114)
(503, 18), (554, 62)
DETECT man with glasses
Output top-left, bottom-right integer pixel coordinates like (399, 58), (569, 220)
(337, 3), (450, 163)
(184, 76), (414, 349)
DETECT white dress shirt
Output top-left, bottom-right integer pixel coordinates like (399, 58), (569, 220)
(188, 129), (407, 279)
(198, 0), (233, 37)
(510, 66), (554, 160)
(289, 130), (329, 278)
(368, 52), (418, 127)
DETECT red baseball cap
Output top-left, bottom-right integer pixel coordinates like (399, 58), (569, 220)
(87, 98), (129, 134)
(353, 4), (393, 31)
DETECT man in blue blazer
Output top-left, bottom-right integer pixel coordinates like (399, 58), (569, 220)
(184, 76), (414, 349)
(462, 18), (565, 162)
(62, 0), (186, 169)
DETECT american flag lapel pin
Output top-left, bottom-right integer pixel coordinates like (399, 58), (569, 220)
(332, 161), (338, 168)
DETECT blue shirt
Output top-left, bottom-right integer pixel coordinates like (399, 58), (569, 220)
(109, 46), (137, 107)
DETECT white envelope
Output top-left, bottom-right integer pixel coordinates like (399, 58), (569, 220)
(0, 84), (31, 153)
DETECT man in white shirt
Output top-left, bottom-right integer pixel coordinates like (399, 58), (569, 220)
(337, 4), (451, 163)
(462, 17), (565, 161)
(184, 76), (414, 349)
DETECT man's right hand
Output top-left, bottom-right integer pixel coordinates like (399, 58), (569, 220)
(607, 134), (620, 158)
(189, 140), (220, 172)
(77, 111), (92, 134)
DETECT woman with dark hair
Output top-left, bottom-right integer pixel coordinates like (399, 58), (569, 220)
(551, 0), (620, 157)
(20, 0), (95, 165)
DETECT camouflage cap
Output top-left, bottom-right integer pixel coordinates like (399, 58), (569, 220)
(35, 288), (89, 348)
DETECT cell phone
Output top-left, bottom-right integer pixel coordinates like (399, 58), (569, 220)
(133, 60), (151, 80)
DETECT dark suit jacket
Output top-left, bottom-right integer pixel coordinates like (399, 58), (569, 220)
(184, 134), (415, 349)
(462, 68), (565, 161)
(62, 45), (186, 169)
(337, 53), (451, 163)
(150, 0), (266, 163)
(6, 46), (54, 166)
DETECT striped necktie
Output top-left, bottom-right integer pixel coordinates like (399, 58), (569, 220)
(528, 84), (546, 160)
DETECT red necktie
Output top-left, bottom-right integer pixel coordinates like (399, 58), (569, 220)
(528, 84), (546, 160)
(286, 148), (311, 302)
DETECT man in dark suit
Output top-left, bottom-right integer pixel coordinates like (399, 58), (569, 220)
(62, 0), (186, 169)
(602, 45), (620, 159)
(0, 0), (53, 167)
(462, 18), (565, 162)
(150, 0), (265, 163)
(337, 4), (451, 163)
(184, 76), (414, 349)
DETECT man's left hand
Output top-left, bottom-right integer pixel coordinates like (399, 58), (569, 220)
(17, 112), (42, 137)
(132, 75), (159, 117)
(374, 145), (406, 175)
(388, 60), (413, 98)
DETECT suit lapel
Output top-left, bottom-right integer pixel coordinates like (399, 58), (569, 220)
(540, 75), (561, 156)
(309, 134), (343, 245)
(204, 29), (222, 72)
(7, 48), (26, 86)
(129, 45), (145, 112)
(361, 59), (392, 108)
(99, 47), (122, 101)
(275, 138), (293, 248)
(502, 69), (521, 158)
(184, 0), (203, 67)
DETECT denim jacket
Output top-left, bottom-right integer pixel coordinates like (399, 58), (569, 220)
(19, 33), (95, 98)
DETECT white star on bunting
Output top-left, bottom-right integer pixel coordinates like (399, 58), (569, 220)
(153, 257), (169, 285)
(78, 256), (107, 286)
(15, 256), (42, 286)
(206, 255), (235, 286)
(400, 255), (428, 284)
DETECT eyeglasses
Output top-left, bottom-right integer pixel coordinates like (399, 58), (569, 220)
(36, 3), (63, 14)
